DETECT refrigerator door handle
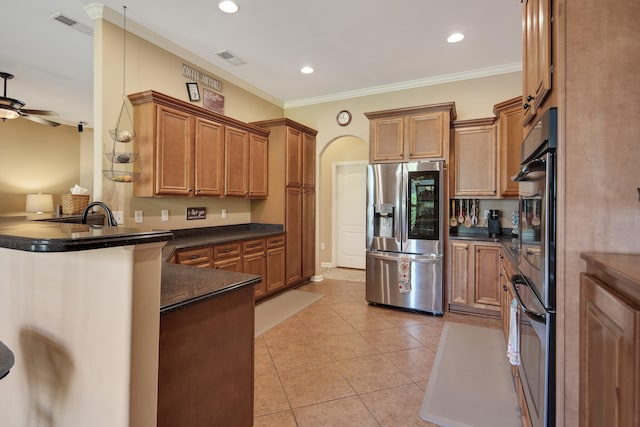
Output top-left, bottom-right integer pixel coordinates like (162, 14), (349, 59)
(366, 251), (442, 263)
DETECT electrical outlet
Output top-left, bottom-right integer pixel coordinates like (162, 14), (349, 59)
(161, 210), (169, 222)
(113, 211), (124, 225)
(134, 210), (143, 223)
(483, 210), (489, 219)
(320, 242), (325, 250)
(221, 208), (227, 219)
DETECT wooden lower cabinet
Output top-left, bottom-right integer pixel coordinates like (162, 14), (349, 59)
(243, 239), (266, 299)
(172, 233), (287, 301)
(449, 240), (501, 316)
(173, 246), (212, 268)
(580, 253), (640, 427)
(158, 284), (254, 427)
(266, 235), (286, 294)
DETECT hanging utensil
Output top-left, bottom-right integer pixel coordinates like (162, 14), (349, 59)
(531, 199), (541, 226)
(471, 199), (478, 226)
(450, 200), (458, 227)
(458, 199), (465, 224)
(464, 199), (472, 228)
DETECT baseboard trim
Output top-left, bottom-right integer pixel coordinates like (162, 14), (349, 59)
(310, 275), (323, 282)
(321, 262), (335, 269)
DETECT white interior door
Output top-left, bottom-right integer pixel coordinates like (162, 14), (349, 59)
(335, 162), (366, 269)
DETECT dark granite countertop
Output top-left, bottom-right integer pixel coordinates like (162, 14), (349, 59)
(0, 217), (173, 252)
(162, 223), (284, 261)
(161, 263), (260, 314)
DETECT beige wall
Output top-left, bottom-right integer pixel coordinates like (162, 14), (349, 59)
(0, 119), (89, 215)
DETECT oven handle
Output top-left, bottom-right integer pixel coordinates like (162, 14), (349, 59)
(510, 274), (547, 321)
(511, 157), (546, 182)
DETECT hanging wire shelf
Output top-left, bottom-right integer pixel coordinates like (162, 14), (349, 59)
(102, 169), (141, 183)
(105, 151), (139, 164)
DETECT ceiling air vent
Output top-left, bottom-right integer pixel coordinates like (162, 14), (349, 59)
(51, 12), (93, 36)
(216, 50), (246, 66)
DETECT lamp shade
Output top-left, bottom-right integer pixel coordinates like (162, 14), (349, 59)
(25, 193), (54, 214)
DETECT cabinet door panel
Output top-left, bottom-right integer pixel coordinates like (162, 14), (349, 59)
(474, 244), (501, 307)
(286, 187), (302, 285)
(286, 127), (302, 186)
(266, 246), (286, 293)
(408, 112), (444, 159)
(224, 127), (249, 196)
(195, 117), (224, 196)
(497, 99), (524, 198)
(244, 251), (266, 298)
(302, 133), (316, 188)
(156, 105), (193, 195)
(450, 241), (471, 305)
(249, 133), (268, 198)
(454, 125), (497, 197)
(371, 117), (404, 161)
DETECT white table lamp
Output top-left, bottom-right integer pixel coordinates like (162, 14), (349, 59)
(25, 193), (54, 214)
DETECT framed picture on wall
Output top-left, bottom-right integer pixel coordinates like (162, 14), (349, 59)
(203, 87), (225, 114)
(186, 82), (200, 101)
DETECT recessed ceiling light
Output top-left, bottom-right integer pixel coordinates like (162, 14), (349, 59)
(300, 66), (314, 74)
(447, 33), (465, 43)
(219, 1), (239, 13)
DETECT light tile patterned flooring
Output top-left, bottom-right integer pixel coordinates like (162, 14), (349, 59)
(254, 269), (501, 426)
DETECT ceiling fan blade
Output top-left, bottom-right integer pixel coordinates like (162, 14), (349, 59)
(21, 108), (57, 116)
(20, 113), (60, 127)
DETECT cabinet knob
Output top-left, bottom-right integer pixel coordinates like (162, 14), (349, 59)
(523, 103), (530, 110)
(503, 284), (508, 292)
(526, 94), (534, 102)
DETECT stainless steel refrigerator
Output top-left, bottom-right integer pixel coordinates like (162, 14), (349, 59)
(365, 161), (445, 314)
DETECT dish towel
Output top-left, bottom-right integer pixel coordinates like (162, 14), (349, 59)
(507, 298), (521, 365)
(398, 254), (411, 293)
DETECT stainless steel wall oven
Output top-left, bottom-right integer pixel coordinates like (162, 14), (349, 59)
(511, 107), (557, 427)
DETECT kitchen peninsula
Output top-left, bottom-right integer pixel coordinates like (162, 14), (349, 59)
(0, 218), (265, 427)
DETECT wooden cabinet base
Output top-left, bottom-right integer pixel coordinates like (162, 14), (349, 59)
(158, 285), (255, 427)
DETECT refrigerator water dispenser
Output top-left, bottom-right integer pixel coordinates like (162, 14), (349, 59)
(373, 204), (395, 238)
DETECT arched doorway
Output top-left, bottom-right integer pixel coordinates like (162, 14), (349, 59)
(318, 135), (368, 270)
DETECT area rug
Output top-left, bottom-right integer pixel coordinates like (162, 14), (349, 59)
(254, 289), (324, 337)
(419, 322), (522, 427)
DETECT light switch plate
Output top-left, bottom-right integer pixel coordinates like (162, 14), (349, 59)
(221, 208), (227, 219)
(134, 210), (143, 223)
(161, 210), (169, 221)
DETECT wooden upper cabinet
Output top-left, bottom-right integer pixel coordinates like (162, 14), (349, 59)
(452, 118), (498, 198)
(302, 133), (316, 188)
(370, 117), (404, 161)
(129, 90), (269, 198)
(286, 126), (303, 187)
(407, 112), (447, 159)
(249, 133), (268, 198)
(494, 97), (524, 198)
(365, 103), (456, 163)
(154, 104), (194, 196)
(194, 117), (224, 196)
(224, 126), (249, 197)
(522, 0), (552, 126)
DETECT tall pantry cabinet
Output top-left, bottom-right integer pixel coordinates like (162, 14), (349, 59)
(251, 118), (318, 287)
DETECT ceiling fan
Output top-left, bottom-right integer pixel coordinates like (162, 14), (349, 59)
(0, 72), (60, 127)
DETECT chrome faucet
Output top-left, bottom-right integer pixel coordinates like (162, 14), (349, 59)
(81, 201), (118, 227)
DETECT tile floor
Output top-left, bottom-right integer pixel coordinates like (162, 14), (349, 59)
(253, 269), (501, 426)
